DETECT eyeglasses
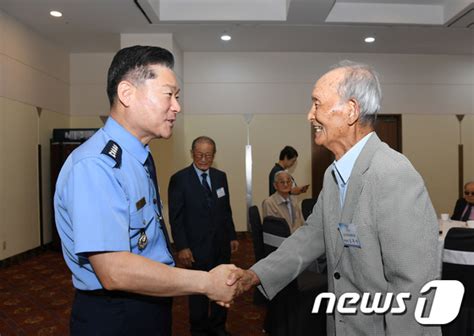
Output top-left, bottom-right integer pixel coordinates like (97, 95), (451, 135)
(465, 191), (474, 196)
(193, 152), (214, 160)
(276, 180), (292, 185)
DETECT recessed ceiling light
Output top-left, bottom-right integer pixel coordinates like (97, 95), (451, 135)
(50, 10), (63, 18)
(364, 36), (375, 43)
(220, 34), (231, 41)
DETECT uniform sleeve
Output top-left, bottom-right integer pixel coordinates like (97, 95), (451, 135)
(222, 173), (237, 240)
(63, 158), (130, 255)
(168, 174), (189, 251)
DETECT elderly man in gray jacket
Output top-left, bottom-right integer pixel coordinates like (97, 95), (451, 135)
(231, 61), (440, 336)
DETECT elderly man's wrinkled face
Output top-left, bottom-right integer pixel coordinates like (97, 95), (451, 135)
(192, 142), (215, 171)
(464, 182), (474, 204)
(307, 68), (351, 156)
(274, 172), (292, 196)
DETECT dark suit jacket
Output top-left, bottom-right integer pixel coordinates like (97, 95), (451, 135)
(168, 165), (236, 268)
(451, 198), (469, 220)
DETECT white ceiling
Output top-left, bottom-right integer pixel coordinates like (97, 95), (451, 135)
(0, 0), (472, 54)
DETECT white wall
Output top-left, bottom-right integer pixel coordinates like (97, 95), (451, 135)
(0, 10), (69, 113)
(183, 52), (473, 116)
(0, 10), (70, 259)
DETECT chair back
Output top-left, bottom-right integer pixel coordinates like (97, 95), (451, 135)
(249, 205), (264, 261)
(262, 216), (291, 257)
(301, 198), (317, 220)
(442, 227), (474, 307)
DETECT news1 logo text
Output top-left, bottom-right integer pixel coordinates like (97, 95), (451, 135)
(312, 280), (464, 325)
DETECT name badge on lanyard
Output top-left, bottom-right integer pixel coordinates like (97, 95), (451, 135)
(338, 223), (362, 248)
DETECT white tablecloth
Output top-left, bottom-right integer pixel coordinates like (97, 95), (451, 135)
(439, 219), (468, 241)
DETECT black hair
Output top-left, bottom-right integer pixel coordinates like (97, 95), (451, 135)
(106, 45), (174, 106)
(279, 146), (298, 160)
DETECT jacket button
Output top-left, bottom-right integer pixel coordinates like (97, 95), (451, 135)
(153, 198), (157, 204)
(334, 272), (341, 279)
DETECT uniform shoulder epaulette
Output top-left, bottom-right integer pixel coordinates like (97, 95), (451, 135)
(101, 140), (122, 168)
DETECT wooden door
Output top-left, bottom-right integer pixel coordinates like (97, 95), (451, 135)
(311, 114), (401, 198)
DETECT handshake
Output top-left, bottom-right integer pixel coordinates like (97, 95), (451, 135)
(204, 264), (261, 307)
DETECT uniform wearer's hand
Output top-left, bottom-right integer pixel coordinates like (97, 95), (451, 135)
(230, 240), (239, 254)
(177, 248), (194, 268)
(206, 264), (243, 307)
(226, 268), (260, 297)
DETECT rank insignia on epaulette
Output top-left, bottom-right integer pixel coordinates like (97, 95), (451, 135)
(101, 140), (122, 168)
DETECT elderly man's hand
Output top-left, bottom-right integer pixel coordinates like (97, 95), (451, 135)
(226, 268), (261, 297)
(204, 264), (243, 307)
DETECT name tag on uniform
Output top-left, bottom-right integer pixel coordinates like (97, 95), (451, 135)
(136, 197), (146, 210)
(216, 187), (226, 198)
(338, 223), (361, 248)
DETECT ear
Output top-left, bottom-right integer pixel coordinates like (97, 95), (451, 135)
(117, 80), (135, 108)
(347, 98), (360, 126)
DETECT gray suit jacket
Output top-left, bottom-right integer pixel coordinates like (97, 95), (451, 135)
(251, 134), (441, 336)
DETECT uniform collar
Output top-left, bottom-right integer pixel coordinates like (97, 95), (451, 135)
(103, 117), (149, 164)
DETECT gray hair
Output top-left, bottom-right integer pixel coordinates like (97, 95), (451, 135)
(465, 181), (474, 189)
(191, 136), (216, 154)
(332, 60), (382, 126)
(274, 170), (291, 183)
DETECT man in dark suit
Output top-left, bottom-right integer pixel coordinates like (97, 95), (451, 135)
(451, 181), (474, 221)
(168, 136), (238, 336)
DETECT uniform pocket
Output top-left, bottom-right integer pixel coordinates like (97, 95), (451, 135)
(129, 204), (155, 250)
(130, 204), (155, 229)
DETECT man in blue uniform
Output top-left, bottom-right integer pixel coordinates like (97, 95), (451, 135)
(54, 45), (240, 336)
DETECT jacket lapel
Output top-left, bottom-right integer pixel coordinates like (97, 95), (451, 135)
(326, 168), (343, 257)
(188, 164), (208, 199)
(333, 134), (382, 267)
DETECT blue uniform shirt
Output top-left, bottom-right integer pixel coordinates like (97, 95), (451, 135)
(54, 117), (174, 290)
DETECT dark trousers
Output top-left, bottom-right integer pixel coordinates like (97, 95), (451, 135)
(71, 290), (172, 336)
(189, 294), (227, 336)
(190, 242), (231, 336)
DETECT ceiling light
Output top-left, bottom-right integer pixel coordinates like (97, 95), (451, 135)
(364, 36), (375, 43)
(220, 34), (231, 41)
(50, 10), (63, 18)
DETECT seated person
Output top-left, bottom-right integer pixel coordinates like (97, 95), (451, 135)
(452, 181), (474, 221)
(268, 146), (309, 196)
(262, 171), (304, 233)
